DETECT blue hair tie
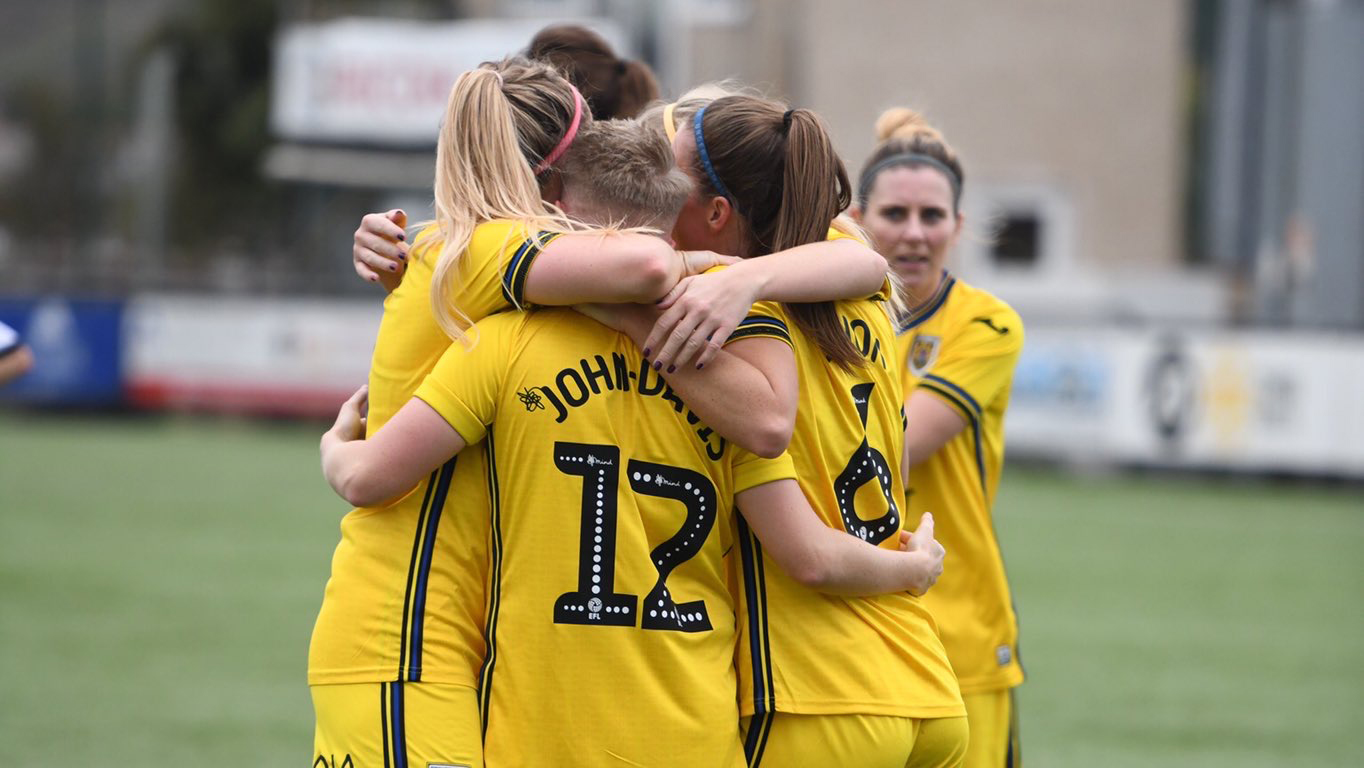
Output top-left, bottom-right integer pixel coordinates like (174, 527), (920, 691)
(693, 106), (734, 203)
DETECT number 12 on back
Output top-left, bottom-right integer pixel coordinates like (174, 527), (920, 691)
(552, 441), (716, 633)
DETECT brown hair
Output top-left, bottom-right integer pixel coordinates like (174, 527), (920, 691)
(425, 56), (587, 344)
(527, 25), (660, 119)
(857, 107), (965, 213)
(557, 119), (692, 231)
(691, 95), (863, 368)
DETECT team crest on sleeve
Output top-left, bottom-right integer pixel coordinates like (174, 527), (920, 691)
(907, 334), (941, 376)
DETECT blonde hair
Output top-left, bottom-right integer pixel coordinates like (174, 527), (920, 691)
(424, 57), (591, 344)
(638, 80), (755, 142)
(557, 120), (692, 230)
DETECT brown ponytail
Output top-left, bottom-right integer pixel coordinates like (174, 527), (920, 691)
(527, 24), (661, 119)
(614, 60), (660, 119)
(693, 96), (863, 368)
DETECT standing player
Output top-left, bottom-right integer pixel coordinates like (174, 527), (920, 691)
(317, 174), (948, 764)
(852, 107), (1026, 768)
(614, 95), (969, 766)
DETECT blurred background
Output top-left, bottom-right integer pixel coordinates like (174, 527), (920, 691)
(0, 1), (1360, 766)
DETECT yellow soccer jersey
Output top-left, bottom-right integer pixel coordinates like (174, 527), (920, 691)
(895, 272), (1025, 694)
(308, 220), (560, 687)
(414, 308), (796, 767)
(732, 289), (965, 728)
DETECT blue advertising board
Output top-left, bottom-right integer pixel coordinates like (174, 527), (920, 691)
(0, 298), (124, 406)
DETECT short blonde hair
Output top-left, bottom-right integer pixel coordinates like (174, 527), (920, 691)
(558, 119), (692, 230)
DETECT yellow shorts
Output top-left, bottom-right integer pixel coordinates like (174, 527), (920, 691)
(962, 688), (1021, 768)
(741, 711), (968, 767)
(311, 682), (482, 768)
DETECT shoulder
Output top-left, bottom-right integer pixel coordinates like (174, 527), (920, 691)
(730, 299), (795, 347)
(943, 279), (1023, 350)
(826, 216), (870, 246)
(468, 219), (533, 256)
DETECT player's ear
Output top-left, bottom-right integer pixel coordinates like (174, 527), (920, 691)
(849, 206), (863, 224)
(707, 195), (732, 234)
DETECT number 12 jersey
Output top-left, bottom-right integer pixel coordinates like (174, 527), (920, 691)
(414, 307), (797, 767)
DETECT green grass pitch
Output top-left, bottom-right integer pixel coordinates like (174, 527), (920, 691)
(1, 413), (1360, 766)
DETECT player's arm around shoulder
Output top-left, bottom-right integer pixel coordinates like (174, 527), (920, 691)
(320, 315), (519, 507)
(321, 386), (469, 508)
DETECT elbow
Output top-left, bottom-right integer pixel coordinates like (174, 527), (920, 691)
(729, 409), (793, 459)
(848, 244), (890, 291)
(334, 466), (388, 508)
(786, 552), (835, 590)
(750, 415), (794, 459)
(632, 249), (675, 301)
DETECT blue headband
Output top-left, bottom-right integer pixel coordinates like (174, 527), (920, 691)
(693, 106), (734, 203)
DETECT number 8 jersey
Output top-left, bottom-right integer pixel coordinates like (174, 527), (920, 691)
(732, 287), (965, 732)
(413, 307), (797, 767)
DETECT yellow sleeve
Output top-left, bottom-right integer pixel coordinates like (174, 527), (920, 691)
(731, 448), (798, 494)
(825, 219), (869, 246)
(725, 299), (793, 349)
(916, 306), (1024, 422)
(413, 314), (518, 445)
(459, 220), (563, 315)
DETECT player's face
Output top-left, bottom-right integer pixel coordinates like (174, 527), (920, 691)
(859, 166), (962, 303)
(669, 129), (722, 251)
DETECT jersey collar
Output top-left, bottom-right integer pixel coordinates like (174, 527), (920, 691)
(897, 270), (955, 333)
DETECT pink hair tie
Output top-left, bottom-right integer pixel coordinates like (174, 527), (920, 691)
(534, 85), (584, 174)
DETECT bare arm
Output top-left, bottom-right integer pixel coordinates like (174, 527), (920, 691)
(578, 303), (797, 458)
(645, 239), (890, 369)
(320, 386), (469, 507)
(353, 209), (735, 304)
(523, 234), (735, 306)
(736, 480), (945, 597)
(901, 390), (969, 480)
(0, 344), (34, 386)
(722, 238), (888, 303)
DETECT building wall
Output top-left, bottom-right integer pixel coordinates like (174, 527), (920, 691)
(789, 0), (1188, 276)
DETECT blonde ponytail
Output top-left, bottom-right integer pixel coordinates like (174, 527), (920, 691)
(423, 58), (587, 345)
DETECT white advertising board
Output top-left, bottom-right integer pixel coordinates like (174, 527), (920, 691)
(1008, 326), (1364, 476)
(124, 295), (381, 417)
(271, 17), (624, 145)
(122, 293), (1364, 476)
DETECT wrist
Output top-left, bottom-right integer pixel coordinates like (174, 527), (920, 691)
(905, 552), (929, 594)
(623, 315), (651, 347)
(734, 258), (771, 302)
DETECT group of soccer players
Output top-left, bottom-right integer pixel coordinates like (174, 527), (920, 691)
(310, 24), (1024, 768)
